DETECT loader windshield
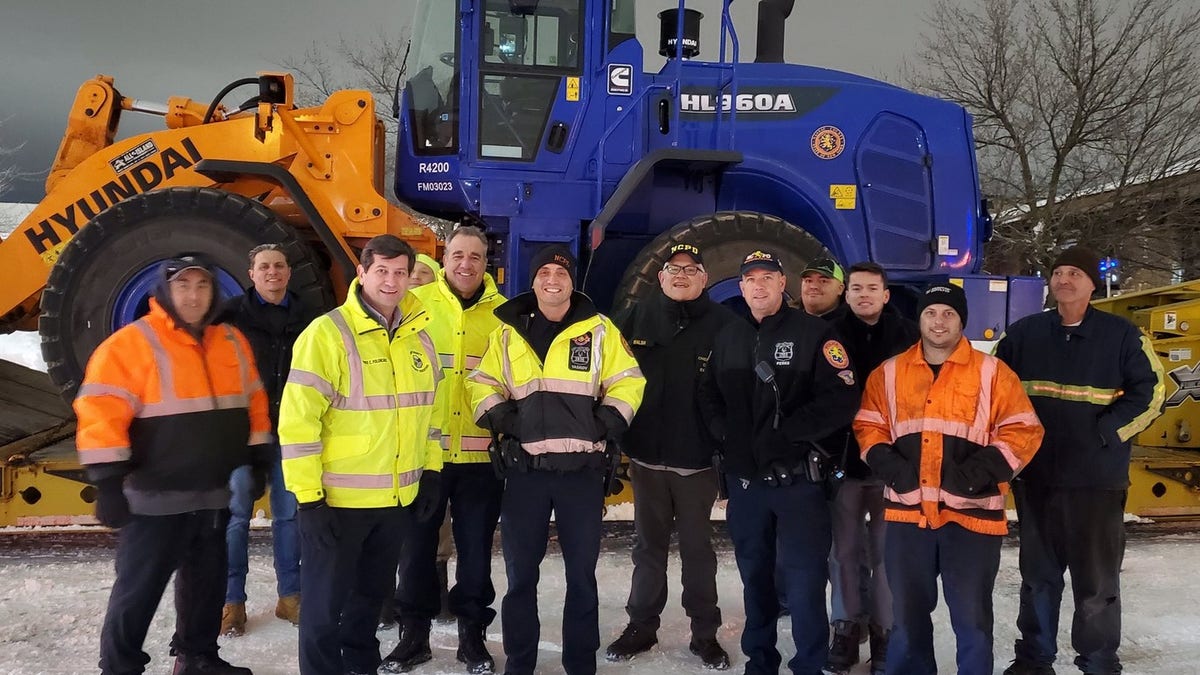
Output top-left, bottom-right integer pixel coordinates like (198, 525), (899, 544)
(407, 0), (459, 154)
(477, 0), (582, 160)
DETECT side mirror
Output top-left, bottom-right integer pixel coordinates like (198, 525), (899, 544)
(754, 361), (776, 384)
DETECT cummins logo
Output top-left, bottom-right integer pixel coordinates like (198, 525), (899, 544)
(680, 92), (797, 114)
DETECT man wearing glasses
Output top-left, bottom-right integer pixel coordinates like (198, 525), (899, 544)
(606, 243), (734, 669)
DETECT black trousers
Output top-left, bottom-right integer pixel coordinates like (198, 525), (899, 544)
(99, 510), (229, 675)
(500, 469), (604, 675)
(396, 462), (503, 627)
(725, 476), (831, 675)
(885, 522), (1002, 675)
(1012, 484), (1127, 674)
(298, 505), (408, 675)
(625, 463), (722, 640)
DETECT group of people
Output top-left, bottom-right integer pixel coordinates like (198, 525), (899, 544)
(74, 229), (1164, 675)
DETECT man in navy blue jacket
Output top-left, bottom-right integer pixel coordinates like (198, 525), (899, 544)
(996, 247), (1164, 675)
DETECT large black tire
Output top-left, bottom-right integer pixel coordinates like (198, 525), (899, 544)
(610, 211), (830, 317)
(40, 187), (334, 401)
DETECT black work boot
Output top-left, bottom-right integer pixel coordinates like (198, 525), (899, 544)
(380, 619), (432, 673)
(456, 620), (495, 674)
(604, 623), (658, 662)
(436, 559), (454, 623)
(172, 653), (253, 675)
(1003, 660), (1057, 675)
(824, 619), (863, 673)
(689, 637), (731, 670)
(868, 624), (891, 675)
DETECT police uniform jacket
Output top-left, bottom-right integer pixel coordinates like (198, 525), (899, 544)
(854, 337), (1044, 535)
(614, 288), (734, 470)
(221, 289), (318, 429)
(279, 279), (443, 509)
(995, 305), (1164, 489)
(699, 304), (860, 480)
(467, 292), (645, 460)
(412, 271), (506, 465)
(832, 307), (919, 479)
(74, 298), (272, 515)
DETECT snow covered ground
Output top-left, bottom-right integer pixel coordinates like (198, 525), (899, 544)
(2, 529), (1199, 675)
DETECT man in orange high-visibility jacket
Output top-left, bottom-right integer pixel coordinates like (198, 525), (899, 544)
(75, 253), (271, 675)
(853, 284), (1043, 675)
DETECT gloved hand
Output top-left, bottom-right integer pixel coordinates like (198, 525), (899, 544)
(299, 499), (339, 549)
(412, 471), (442, 523)
(761, 460), (797, 488)
(94, 476), (131, 529)
(595, 405), (628, 443)
(955, 448), (1012, 495)
(865, 444), (918, 492)
(485, 400), (521, 438)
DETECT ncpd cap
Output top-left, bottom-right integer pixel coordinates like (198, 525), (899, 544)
(162, 253), (216, 283)
(740, 250), (784, 275)
(800, 257), (845, 283)
(529, 243), (576, 284)
(1051, 246), (1102, 292)
(917, 283), (969, 326)
(667, 243), (704, 265)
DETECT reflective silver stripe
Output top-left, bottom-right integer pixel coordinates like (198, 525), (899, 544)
(139, 394), (250, 419)
(323, 472), (395, 489)
(974, 355), (997, 433)
(419, 331), (444, 387)
(225, 325), (254, 399)
(473, 393), (507, 422)
(395, 391), (436, 408)
(438, 353), (455, 368)
(523, 437), (602, 455)
(601, 397), (636, 424)
(428, 427), (441, 441)
(602, 367), (644, 390)
(132, 319), (174, 398)
(471, 372), (504, 388)
(288, 369), (336, 401)
(500, 329), (515, 397)
(590, 324), (606, 390)
(442, 435), (492, 451)
(328, 309), (366, 401)
(281, 442), (324, 459)
(330, 393), (398, 411)
(462, 355), (483, 370)
(78, 446), (132, 464)
(76, 383), (143, 414)
(397, 468), (423, 488)
(510, 378), (596, 400)
(248, 431), (274, 445)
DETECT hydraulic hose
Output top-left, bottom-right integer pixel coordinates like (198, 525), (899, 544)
(203, 77), (259, 123)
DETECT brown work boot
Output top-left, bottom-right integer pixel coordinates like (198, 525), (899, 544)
(220, 603), (246, 637)
(275, 594), (301, 625)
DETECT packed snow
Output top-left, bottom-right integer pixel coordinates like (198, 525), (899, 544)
(2, 529), (1200, 674)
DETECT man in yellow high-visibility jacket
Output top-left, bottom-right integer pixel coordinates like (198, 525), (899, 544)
(467, 244), (645, 675)
(384, 226), (507, 674)
(280, 235), (443, 675)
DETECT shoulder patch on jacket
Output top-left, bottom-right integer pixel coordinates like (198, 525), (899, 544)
(410, 351), (428, 372)
(569, 332), (593, 372)
(823, 340), (850, 369)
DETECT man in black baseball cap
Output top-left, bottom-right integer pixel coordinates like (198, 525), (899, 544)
(739, 249), (784, 276)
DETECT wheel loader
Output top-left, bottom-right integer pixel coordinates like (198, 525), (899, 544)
(12, 0), (1174, 527)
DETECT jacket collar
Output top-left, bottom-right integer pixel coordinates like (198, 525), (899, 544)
(145, 297), (216, 345)
(342, 278), (430, 338)
(494, 290), (599, 328)
(1050, 304), (1097, 337)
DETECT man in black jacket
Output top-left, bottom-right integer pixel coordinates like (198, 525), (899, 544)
(825, 262), (919, 675)
(996, 247), (1164, 675)
(605, 243), (733, 670)
(221, 244), (319, 636)
(700, 250), (860, 675)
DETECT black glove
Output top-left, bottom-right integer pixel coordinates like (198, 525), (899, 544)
(761, 460), (797, 488)
(485, 400), (521, 438)
(955, 448), (1013, 495)
(94, 476), (131, 529)
(412, 471), (442, 523)
(595, 405), (628, 443)
(865, 444), (918, 492)
(299, 499), (339, 548)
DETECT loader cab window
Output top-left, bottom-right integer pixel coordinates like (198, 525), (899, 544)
(406, 0), (459, 155)
(609, 0), (636, 50)
(478, 0), (582, 160)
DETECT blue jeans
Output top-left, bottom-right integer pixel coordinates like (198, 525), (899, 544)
(225, 448), (301, 602)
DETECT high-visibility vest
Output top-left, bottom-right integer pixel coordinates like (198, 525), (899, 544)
(280, 281), (443, 508)
(468, 294), (645, 456)
(74, 298), (271, 514)
(411, 272), (505, 465)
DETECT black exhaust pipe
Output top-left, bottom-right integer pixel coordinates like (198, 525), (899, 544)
(754, 0), (795, 63)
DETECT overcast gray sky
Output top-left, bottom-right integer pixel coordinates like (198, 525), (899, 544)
(0, 0), (936, 202)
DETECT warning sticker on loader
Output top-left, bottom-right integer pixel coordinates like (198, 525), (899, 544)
(109, 139), (158, 174)
(829, 184), (857, 210)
